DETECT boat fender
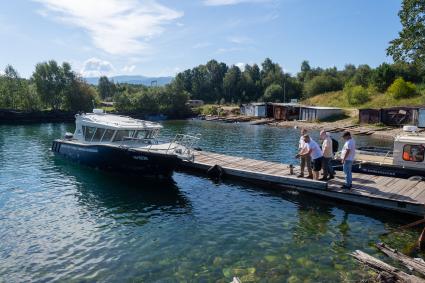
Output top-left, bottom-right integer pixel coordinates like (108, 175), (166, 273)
(207, 164), (224, 181)
(408, 176), (423, 182)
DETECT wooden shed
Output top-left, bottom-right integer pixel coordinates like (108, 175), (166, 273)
(240, 103), (267, 117)
(359, 109), (381, 124)
(380, 107), (418, 126)
(271, 103), (300, 121)
(299, 106), (343, 122)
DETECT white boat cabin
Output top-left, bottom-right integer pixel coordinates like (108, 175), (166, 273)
(72, 109), (162, 144)
(393, 134), (425, 169)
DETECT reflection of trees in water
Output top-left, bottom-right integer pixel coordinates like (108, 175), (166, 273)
(53, 158), (192, 225)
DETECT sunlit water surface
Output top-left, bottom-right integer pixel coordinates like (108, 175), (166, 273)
(0, 120), (421, 282)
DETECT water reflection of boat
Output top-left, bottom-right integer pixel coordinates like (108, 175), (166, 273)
(51, 109), (200, 179)
(53, 157), (191, 216)
(333, 126), (425, 179)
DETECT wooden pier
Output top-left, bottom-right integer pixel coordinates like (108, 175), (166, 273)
(179, 151), (425, 216)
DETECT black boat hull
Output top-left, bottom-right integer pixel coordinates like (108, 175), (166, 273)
(331, 160), (425, 179)
(51, 140), (181, 178)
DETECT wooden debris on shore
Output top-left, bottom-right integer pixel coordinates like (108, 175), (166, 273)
(204, 115), (256, 123)
(376, 243), (425, 277)
(350, 250), (425, 282)
(249, 118), (274, 125)
(324, 125), (396, 136)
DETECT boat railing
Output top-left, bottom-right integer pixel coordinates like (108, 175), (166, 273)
(164, 134), (201, 161)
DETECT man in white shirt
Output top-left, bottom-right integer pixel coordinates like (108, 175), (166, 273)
(341, 131), (356, 189)
(297, 128), (312, 178)
(320, 130), (335, 181)
(299, 135), (323, 180)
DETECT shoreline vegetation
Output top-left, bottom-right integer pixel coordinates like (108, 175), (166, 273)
(0, 0), (423, 130)
(1, 59), (424, 129)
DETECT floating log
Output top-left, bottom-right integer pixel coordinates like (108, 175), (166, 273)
(350, 250), (425, 283)
(376, 243), (425, 277)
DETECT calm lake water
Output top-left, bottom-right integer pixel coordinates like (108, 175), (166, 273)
(0, 120), (422, 282)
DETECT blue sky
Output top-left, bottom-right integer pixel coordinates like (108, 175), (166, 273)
(0, 0), (402, 78)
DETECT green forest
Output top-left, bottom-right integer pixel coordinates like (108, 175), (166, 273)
(0, 0), (424, 115)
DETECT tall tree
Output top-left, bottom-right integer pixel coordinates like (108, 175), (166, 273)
(98, 76), (115, 99)
(32, 60), (66, 110)
(387, 0), (425, 69)
(0, 65), (24, 109)
(223, 65), (242, 103)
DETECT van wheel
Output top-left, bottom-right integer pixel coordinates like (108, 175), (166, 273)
(408, 176), (423, 181)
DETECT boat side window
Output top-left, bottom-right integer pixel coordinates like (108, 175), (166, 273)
(402, 144), (425, 162)
(135, 130), (148, 139)
(91, 128), (105, 142)
(113, 130), (131, 142)
(101, 129), (115, 142)
(84, 126), (96, 141)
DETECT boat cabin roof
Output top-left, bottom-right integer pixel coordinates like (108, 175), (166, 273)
(395, 134), (425, 144)
(77, 112), (162, 130)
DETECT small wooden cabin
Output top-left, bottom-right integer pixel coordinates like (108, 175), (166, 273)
(187, 100), (204, 108)
(240, 103), (267, 117)
(381, 107), (418, 126)
(359, 109), (381, 124)
(299, 106), (343, 122)
(270, 103), (300, 121)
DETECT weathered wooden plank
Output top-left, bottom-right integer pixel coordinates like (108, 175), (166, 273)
(350, 250), (425, 283)
(376, 242), (425, 277)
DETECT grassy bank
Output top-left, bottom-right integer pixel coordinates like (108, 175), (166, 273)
(303, 86), (425, 109)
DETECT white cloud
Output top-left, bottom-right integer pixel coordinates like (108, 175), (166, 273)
(121, 65), (136, 73)
(193, 42), (211, 49)
(235, 62), (245, 71)
(35, 0), (183, 55)
(80, 57), (115, 77)
(227, 36), (251, 44)
(216, 47), (243, 53)
(204, 0), (270, 6)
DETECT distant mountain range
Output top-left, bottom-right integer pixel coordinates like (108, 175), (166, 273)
(84, 75), (173, 86)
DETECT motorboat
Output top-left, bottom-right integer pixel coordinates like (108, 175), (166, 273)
(51, 109), (200, 179)
(332, 125), (425, 179)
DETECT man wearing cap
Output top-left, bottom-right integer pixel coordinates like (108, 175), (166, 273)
(320, 130), (335, 181)
(296, 128), (313, 178)
(298, 134), (323, 180)
(341, 131), (356, 189)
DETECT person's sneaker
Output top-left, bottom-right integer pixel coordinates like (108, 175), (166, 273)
(297, 174), (304, 178)
(341, 184), (352, 190)
(328, 175), (335, 180)
(319, 177), (328, 181)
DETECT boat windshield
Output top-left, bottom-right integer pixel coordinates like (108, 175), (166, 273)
(113, 130), (135, 142)
(101, 129), (115, 142)
(134, 129), (159, 139)
(83, 126), (96, 141)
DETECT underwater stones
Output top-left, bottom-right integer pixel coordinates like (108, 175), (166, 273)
(264, 255), (279, 263)
(287, 274), (301, 283)
(213, 256), (223, 266)
(222, 267), (256, 279)
(295, 257), (314, 268)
